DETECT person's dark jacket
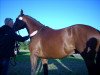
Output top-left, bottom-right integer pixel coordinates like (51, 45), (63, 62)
(0, 25), (29, 58)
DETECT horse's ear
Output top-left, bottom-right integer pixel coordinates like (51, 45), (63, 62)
(20, 9), (24, 16)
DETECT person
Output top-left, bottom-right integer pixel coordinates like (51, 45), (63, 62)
(96, 46), (100, 75)
(81, 38), (97, 75)
(0, 18), (29, 75)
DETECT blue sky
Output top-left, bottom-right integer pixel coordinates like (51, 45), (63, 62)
(0, 0), (100, 36)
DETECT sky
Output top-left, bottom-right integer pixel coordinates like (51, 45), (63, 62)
(0, 0), (100, 36)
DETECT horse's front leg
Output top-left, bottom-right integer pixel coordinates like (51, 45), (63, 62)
(30, 49), (39, 75)
(42, 59), (48, 75)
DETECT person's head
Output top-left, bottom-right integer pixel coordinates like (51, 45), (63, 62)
(4, 18), (14, 28)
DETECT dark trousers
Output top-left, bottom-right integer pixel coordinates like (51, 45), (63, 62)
(96, 48), (100, 75)
(0, 58), (10, 75)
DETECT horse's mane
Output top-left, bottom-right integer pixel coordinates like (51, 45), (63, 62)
(25, 15), (43, 26)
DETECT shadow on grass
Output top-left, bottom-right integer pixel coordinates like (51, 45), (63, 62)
(37, 57), (88, 75)
(8, 52), (88, 75)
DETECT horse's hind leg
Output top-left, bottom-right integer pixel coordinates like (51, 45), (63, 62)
(42, 59), (48, 75)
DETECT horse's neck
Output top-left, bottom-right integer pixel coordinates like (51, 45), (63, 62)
(25, 20), (43, 36)
(25, 16), (54, 36)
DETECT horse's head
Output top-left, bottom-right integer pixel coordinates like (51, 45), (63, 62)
(13, 10), (27, 31)
(14, 10), (43, 36)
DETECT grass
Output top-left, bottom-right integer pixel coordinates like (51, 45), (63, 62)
(8, 50), (88, 75)
(16, 51), (30, 62)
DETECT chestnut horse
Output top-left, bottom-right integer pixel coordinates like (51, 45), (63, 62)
(14, 10), (100, 75)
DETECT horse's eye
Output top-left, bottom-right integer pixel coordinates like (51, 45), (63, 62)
(19, 17), (23, 20)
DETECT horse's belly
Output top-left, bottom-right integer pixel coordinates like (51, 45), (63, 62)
(40, 50), (67, 59)
(39, 41), (75, 58)
(39, 46), (75, 59)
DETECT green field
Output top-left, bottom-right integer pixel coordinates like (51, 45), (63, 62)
(8, 50), (88, 75)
